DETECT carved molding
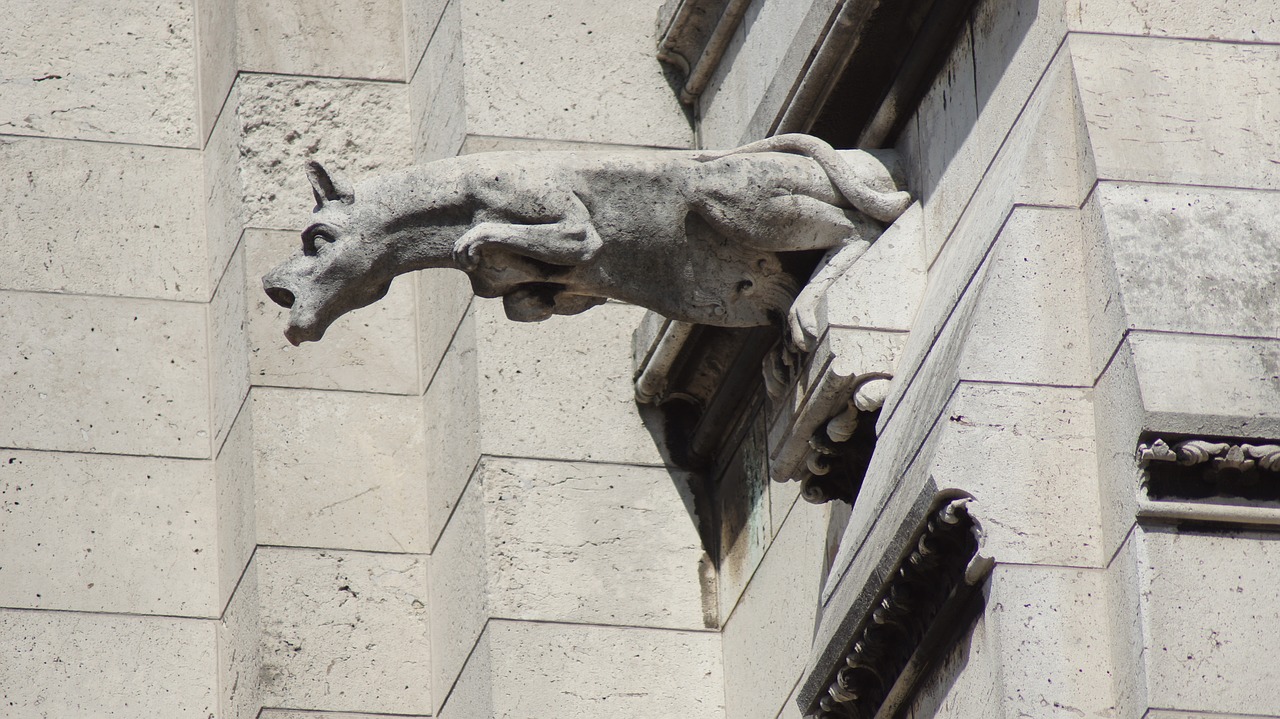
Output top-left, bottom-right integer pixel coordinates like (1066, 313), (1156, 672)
(1137, 434), (1280, 510)
(804, 496), (993, 719)
(656, 0), (751, 104)
(1138, 438), (1280, 472)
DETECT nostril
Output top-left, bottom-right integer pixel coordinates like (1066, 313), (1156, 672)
(265, 286), (296, 309)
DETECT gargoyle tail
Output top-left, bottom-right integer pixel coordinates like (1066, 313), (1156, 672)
(696, 133), (911, 224)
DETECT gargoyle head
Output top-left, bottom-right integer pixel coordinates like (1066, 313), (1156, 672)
(261, 162), (394, 345)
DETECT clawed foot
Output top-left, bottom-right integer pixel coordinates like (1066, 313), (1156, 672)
(453, 235), (485, 271)
(786, 285), (823, 354)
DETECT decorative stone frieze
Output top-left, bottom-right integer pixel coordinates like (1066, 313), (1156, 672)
(1138, 434), (1280, 508)
(803, 495), (993, 719)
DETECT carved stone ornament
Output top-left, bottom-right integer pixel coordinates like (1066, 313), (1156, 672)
(805, 495), (993, 719)
(261, 134), (912, 352)
(1137, 434), (1280, 507)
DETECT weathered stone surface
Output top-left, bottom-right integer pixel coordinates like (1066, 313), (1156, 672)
(0, 0), (200, 147)
(0, 610), (217, 717)
(0, 137), (207, 301)
(933, 383), (1104, 567)
(0, 291), (210, 458)
(216, 403), (255, 612)
(1068, 0), (1280, 44)
(405, 0), (448, 76)
(482, 458), (709, 628)
(820, 201), (926, 332)
(437, 624), (494, 719)
(722, 501), (827, 719)
(197, 0), (237, 140)
(1072, 36), (1280, 191)
(958, 206), (1090, 387)
(205, 81), (247, 292)
(461, 0), (692, 148)
(1094, 182), (1280, 340)
(238, 0), (409, 80)
(251, 387), (428, 553)
(480, 620), (725, 718)
(1091, 339), (1144, 558)
(410, 0), (466, 162)
(428, 467), (488, 714)
(0, 450), (218, 616)
(211, 244), (250, 453)
(257, 547), (431, 714)
(1139, 526), (1280, 717)
(418, 267), (473, 394)
(218, 559), (261, 719)
(422, 311), (480, 546)
(1129, 332), (1280, 438)
(905, 611), (1001, 718)
(247, 229), (421, 395)
(720, 414), (772, 619)
(237, 75), (413, 230)
(264, 712), (431, 719)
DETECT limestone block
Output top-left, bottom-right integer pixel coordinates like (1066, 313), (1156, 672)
(410, 0), (466, 162)
(459, 135), (662, 154)
(0, 291), (210, 458)
(769, 472), (801, 537)
(0, 610), (217, 717)
(1072, 36), (1280, 191)
(239, 0), (408, 80)
(697, 0), (826, 150)
(1138, 526), (1280, 716)
(252, 387), (429, 553)
(0, 137), (208, 301)
(958, 206), (1091, 387)
(1129, 332), (1280, 438)
(0, 0), (199, 147)
(722, 502), (828, 719)
(1091, 340), (1144, 559)
(820, 201), (927, 332)
(1105, 527), (1148, 719)
(237, 75), (413, 230)
(219, 559), (261, 719)
(418, 268), (473, 395)
(247, 229), (421, 395)
(211, 244), (250, 454)
(905, 613), (1001, 718)
(460, 0), (692, 148)
(1094, 182), (1280, 340)
(1069, 0), (1280, 44)
(428, 472), (489, 714)
(216, 403), (255, 610)
(257, 547), (431, 714)
(481, 620), (725, 718)
(931, 383), (1104, 567)
(482, 458), (709, 629)
(197, 0), (237, 140)
(422, 311), (480, 546)
(475, 299), (665, 466)
(984, 563), (1118, 718)
(205, 81), (247, 293)
(265, 712), (430, 719)
(0, 449), (219, 616)
(405, 0), (448, 76)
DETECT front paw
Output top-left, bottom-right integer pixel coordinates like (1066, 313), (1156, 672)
(453, 236), (485, 271)
(786, 295), (819, 354)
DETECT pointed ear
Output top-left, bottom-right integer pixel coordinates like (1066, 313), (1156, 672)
(305, 161), (355, 208)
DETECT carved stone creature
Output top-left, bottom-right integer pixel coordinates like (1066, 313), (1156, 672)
(262, 134), (911, 349)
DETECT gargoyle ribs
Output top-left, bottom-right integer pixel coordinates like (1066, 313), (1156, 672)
(262, 134), (911, 350)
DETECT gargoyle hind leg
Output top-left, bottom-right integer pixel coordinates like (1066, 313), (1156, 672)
(695, 193), (883, 252)
(453, 192), (604, 271)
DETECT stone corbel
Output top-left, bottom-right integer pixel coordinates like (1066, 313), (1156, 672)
(766, 202), (926, 504)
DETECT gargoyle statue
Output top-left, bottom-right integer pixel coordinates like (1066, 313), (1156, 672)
(262, 133), (911, 350)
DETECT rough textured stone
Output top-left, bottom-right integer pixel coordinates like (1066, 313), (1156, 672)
(211, 244), (251, 452)
(239, 0), (409, 80)
(1072, 35), (1280, 191)
(0, 450), (218, 616)
(405, 0), (449, 76)
(237, 75), (413, 230)
(1094, 182), (1280, 340)
(417, 267), (473, 395)
(1068, 0), (1280, 44)
(197, 0), (237, 140)
(0, 610), (217, 717)
(428, 468), (489, 714)
(722, 502), (827, 719)
(1139, 526), (1280, 717)
(251, 387), (429, 553)
(257, 547), (431, 714)
(218, 559), (261, 719)
(719, 413), (772, 620)
(247, 229), (422, 395)
(1091, 339), (1144, 559)
(205, 81), (247, 292)
(422, 311), (480, 547)
(461, 0), (691, 148)
(0, 0), (200, 147)
(410, 0), (466, 162)
(0, 291), (210, 458)
(479, 620), (725, 718)
(216, 400), (255, 611)
(0, 137), (207, 301)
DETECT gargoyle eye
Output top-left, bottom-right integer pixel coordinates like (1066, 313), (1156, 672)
(302, 230), (335, 256)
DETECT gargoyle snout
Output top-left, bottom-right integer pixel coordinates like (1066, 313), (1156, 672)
(262, 270), (297, 309)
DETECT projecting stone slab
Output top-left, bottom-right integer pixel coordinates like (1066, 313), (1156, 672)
(257, 547), (431, 714)
(251, 387), (428, 553)
(0, 138), (207, 301)
(0, 291), (210, 458)
(1139, 525), (1280, 717)
(0, 450), (218, 617)
(0, 610), (217, 717)
(239, 0), (409, 80)
(0, 0), (200, 146)
(247, 229), (421, 395)
(1072, 35), (1280, 191)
